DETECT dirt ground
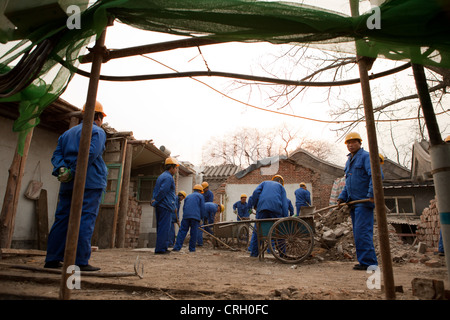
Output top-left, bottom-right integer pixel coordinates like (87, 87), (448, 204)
(0, 238), (448, 301)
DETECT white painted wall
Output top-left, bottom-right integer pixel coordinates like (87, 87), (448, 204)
(0, 117), (61, 246)
(223, 182), (313, 221)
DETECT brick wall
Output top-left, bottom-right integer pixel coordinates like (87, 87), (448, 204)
(124, 196), (142, 248)
(220, 159), (335, 210)
(416, 197), (441, 248)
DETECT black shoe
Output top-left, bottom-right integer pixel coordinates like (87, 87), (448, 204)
(44, 261), (63, 268)
(155, 250), (171, 254)
(353, 264), (369, 270)
(78, 264), (101, 272)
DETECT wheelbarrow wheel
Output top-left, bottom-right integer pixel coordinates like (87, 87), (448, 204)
(268, 217), (314, 264)
(236, 225), (249, 246)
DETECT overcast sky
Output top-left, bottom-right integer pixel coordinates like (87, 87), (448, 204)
(60, 0), (449, 168)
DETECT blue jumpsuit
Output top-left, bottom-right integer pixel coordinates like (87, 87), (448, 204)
(202, 202), (218, 236)
(233, 201), (251, 220)
(338, 148), (381, 267)
(46, 122), (107, 266)
(169, 198), (182, 247)
(152, 170), (177, 253)
(203, 189), (214, 203)
(294, 187), (311, 216)
(174, 191), (205, 252)
(248, 181), (288, 256)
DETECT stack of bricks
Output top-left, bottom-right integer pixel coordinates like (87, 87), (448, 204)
(416, 197), (441, 248)
(124, 196), (142, 248)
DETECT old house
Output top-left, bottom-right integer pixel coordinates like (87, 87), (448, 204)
(218, 151), (345, 221)
(0, 98), (196, 250)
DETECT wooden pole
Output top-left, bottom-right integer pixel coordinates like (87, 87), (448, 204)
(59, 25), (108, 300)
(0, 128), (34, 248)
(349, 0), (395, 300)
(116, 143), (132, 248)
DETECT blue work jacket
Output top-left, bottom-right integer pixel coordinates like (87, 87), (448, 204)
(233, 201), (250, 219)
(294, 188), (311, 207)
(251, 181), (288, 218)
(152, 170), (177, 212)
(338, 148), (383, 203)
(204, 202), (218, 222)
(51, 122), (107, 191)
(203, 189), (214, 203)
(182, 191), (206, 221)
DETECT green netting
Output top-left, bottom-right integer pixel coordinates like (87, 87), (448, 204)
(0, 0), (449, 154)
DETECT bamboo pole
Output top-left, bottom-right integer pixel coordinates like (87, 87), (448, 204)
(59, 24), (109, 300)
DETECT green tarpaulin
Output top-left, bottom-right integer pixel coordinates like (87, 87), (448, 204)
(0, 0), (449, 153)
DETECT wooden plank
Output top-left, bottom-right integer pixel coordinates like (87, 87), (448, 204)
(0, 248), (46, 256)
(35, 189), (48, 250)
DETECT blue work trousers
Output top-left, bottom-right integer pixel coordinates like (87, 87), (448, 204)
(174, 218), (200, 252)
(155, 206), (172, 253)
(45, 188), (103, 266)
(351, 205), (378, 267)
(248, 210), (276, 257)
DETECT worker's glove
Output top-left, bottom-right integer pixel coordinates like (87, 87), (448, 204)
(233, 209), (237, 214)
(58, 167), (73, 183)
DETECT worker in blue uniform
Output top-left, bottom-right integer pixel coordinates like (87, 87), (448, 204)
(169, 190), (186, 247)
(201, 202), (224, 237)
(287, 198), (294, 217)
(248, 175), (288, 257)
(233, 194), (251, 220)
(45, 101), (107, 271)
(294, 182), (311, 216)
(151, 157), (179, 254)
(337, 132), (382, 270)
(202, 181), (214, 202)
(173, 184), (206, 252)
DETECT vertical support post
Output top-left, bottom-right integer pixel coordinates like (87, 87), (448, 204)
(412, 63), (450, 283)
(59, 26), (108, 300)
(357, 57), (396, 300)
(350, 0), (395, 300)
(116, 143), (132, 248)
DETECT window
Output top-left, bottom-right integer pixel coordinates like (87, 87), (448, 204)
(385, 196), (415, 215)
(137, 177), (158, 201)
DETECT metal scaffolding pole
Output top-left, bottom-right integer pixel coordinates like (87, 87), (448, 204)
(412, 63), (450, 284)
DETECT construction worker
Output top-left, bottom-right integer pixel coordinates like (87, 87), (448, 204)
(173, 184), (206, 252)
(294, 182), (311, 216)
(45, 101), (107, 271)
(248, 175), (288, 257)
(151, 157), (179, 254)
(202, 181), (214, 202)
(169, 191), (186, 247)
(233, 194), (251, 221)
(337, 132), (382, 270)
(287, 198), (294, 217)
(201, 202), (224, 237)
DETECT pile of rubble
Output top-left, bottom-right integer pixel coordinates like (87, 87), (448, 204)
(310, 205), (441, 265)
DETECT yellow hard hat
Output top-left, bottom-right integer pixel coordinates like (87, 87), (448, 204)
(201, 182), (209, 189)
(82, 101), (106, 117)
(240, 194), (247, 198)
(193, 184), (203, 192)
(299, 182), (306, 187)
(272, 175), (284, 185)
(219, 204), (224, 212)
(165, 157), (179, 167)
(178, 191), (187, 198)
(445, 135), (450, 143)
(379, 154), (385, 165)
(345, 132), (362, 144)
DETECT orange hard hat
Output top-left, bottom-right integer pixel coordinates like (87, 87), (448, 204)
(82, 101), (106, 117)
